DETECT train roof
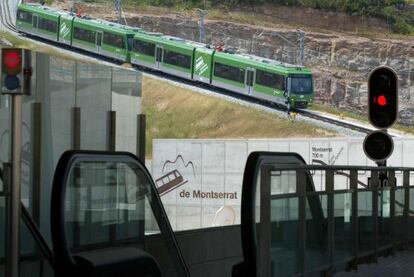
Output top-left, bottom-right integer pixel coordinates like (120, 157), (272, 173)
(73, 16), (141, 34)
(214, 51), (311, 74)
(18, 3), (66, 17)
(19, 3), (141, 34)
(134, 33), (213, 51)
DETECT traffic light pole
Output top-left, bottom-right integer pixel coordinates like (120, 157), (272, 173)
(5, 94), (23, 277)
(1, 48), (31, 277)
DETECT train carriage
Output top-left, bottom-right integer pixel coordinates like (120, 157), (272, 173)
(16, 3), (314, 109)
(71, 18), (135, 62)
(131, 34), (196, 79)
(158, 36), (195, 79)
(212, 52), (313, 108)
(211, 52), (250, 95)
(16, 4), (60, 42)
(130, 33), (161, 70)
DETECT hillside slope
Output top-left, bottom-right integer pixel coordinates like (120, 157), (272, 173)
(142, 76), (335, 156)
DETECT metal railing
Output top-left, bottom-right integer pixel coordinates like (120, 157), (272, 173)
(256, 164), (414, 276)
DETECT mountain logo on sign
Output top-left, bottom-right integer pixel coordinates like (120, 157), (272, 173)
(155, 155), (196, 196)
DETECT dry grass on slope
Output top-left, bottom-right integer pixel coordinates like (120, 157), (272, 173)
(142, 76), (336, 156)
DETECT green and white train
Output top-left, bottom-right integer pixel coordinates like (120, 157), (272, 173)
(16, 3), (314, 108)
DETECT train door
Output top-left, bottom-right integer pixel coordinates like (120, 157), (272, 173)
(96, 31), (103, 53)
(155, 46), (163, 69)
(32, 14), (38, 31)
(286, 77), (292, 106)
(246, 68), (255, 95)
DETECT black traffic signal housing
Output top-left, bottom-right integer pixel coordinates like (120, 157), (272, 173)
(368, 66), (398, 129)
(363, 130), (394, 162)
(1, 48), (31, 95)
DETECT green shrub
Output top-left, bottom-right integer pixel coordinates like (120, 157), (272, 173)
(266, 0), (413, 34)
(392, 17), (414, 33)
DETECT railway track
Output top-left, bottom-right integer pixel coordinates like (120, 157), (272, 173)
(143, 69), (399, 136)
(297, 109), (374, 134)
(0, 0), (18, 32)
(148, 69), (375, 134)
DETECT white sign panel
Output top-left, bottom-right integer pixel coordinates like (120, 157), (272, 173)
(152, 138), (412, 231)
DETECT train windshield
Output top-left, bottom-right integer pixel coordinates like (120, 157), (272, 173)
(290, 76), (313, 94)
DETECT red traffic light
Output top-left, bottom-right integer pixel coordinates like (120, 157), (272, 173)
(4, 51), (21, 68)
(376, 95), (387, 106)
(368, 66), (398, 129)
(1, 48), (32, 94)
(2, 49), (22, 75)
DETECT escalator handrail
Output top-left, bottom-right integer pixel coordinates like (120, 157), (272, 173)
(0, 164), (55, 265)
(20, 202), (55, 264)
(50, 150), (191, 277)
(238, 151), (317, 277)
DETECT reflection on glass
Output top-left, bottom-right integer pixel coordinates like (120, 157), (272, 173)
(271, 170), (296, 195)
(358, 191), (374, 253)
(0, 197), (4, 277)
(409, 189), (414, 241)
(270, 198), (298, 277)
(334, 193), (353, 262)
(65, 161), (154, 248)
(305, 195), (328, 271)
(378, 189), (391, 247)
(64, 159), (183, 276)
(394, 188), (405, 241)
(77, 64), (111, 150)
(19, 214), (53, 277)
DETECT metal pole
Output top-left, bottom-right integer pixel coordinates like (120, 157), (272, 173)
(71, 0), (77, 13)
(115, 0), (123, 24)
(7, 94), (23, 277)
(258, 166), (271, 277)
(31, 103), (42, 226)
(107, 111), (116, 151)
(407, 59), (411, 101)
(119, 0), (122, 24)
(198, 9), (206, 43)
(136, 114), (146, 162)
(298, 30), (305, 66)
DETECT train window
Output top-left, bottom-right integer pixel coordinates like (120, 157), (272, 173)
(103, 32), (125, 49)
(214, 62), (245, 83)
(255, 70), (285, 91)
(290, 76), (313, 94)
(73, 27), (96, 44)
(38, 18), (57, 33)
(132, 39), (156, 56)
(163, 50), (192, 69)
(17, 10), (32, 24)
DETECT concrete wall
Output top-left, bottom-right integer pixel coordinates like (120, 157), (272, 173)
(152, 138), (414, 231)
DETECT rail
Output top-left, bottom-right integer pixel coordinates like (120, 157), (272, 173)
(0, 0), (18, 32)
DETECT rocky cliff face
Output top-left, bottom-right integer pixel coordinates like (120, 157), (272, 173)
(94, 9), (413, 125)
